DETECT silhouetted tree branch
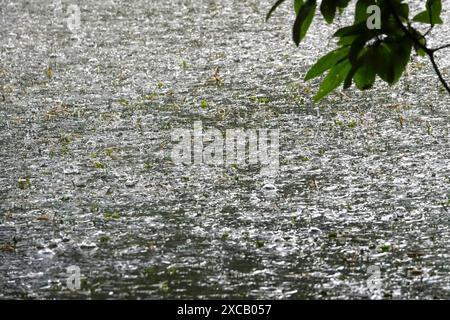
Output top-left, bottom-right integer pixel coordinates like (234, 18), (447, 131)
(388, 0), (450, 95)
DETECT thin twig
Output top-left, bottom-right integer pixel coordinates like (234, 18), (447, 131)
(423, 26), (434, 37)
(431, 43), (450, 52)
(428, 54), (450, 94)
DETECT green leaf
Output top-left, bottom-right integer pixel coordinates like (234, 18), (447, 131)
(413, 11), (443, 25)
(413, 0), (443, 25)
(354, 49), (376, 89)
(337, 0), (351, 8)
(293, 0), (317, 46)
(348, 35), (369, 63)
(334, 21), (368, 37)
(413, 11), (430, 23)
(294, 0), (304, 14)
(371, 38), (412, 85)
(338, 35), (358, 46)
(305, 46), (350, 80)
(388, 38), (412, 84)
(381, 15), (405, 37)
(354, 63), (376, 90)
(426, 0), (442, 23)
(313, 59), (352, 102)
(266, 0), (287, 21)
(344, 63), (358, 89)
(320, 0), (350, 23)
(397, 3), (410, 21)
(320, 0), (337, 23)
(372, 42), (395, 83)
(354, 0), (376, 23)
(343, 42), (367, 89)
